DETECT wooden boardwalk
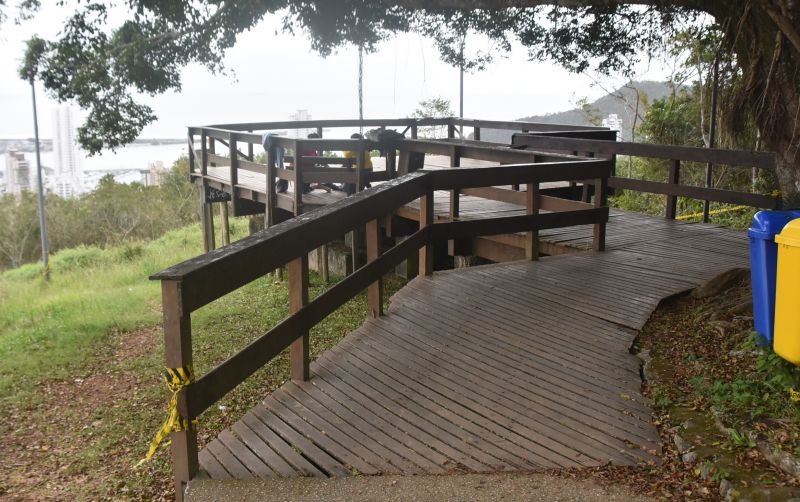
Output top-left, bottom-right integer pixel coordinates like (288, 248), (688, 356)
(197, 215), (749, 480)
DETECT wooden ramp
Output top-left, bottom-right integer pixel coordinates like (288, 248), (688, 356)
(197, 219), (749, 479)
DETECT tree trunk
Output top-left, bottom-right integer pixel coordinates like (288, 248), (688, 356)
(712, 2), (800, 206)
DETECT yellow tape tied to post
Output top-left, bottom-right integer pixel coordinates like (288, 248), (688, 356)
(138, 364), (197, 466)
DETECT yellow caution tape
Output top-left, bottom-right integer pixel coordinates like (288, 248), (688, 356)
(137, 364), (197, 466)
(675, 205), (751, 221)
(790, 387), (800, 402)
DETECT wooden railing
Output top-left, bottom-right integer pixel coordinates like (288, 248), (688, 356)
(152, 156), (612, 498)
(511, 133), (780, 220)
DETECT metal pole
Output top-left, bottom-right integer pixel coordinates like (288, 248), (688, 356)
(459, 41), (464, 138)
(358, 47), (364, 135)
(30, 79), (49, 282)
(703, 59), (719, 223)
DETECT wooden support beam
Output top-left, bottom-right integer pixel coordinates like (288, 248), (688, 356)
(288, 255), (309, 382)
(525, 183), (540, 260)
(321, 244), (329, 283)
(419, 190), (434, 277)
(593, 176), (608, 252)
(366, 219), (383, 318)
(293, 140), (304, 216)
(220, 202), (231, 246)
(162, 281), (198, 502)
(665, 159), (680, 219)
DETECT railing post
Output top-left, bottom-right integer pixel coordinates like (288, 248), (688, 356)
(474, 126), (481, 141)
(229, 137), (239, 192)
(525, 183), (540, 260)
(187, 130), (196, 174)
(447, 123), (456, 139)
(200, 129), (208, 177)
(366, 218), (383, 317)
(247, 130), (254, 160)
(220, 202), (230, 246)
(665, 159), (680, 219)
(411, 124), (418, 139)
(593, 175), (608, 252)
(448, 146), (463, 256)
(162, 280), (198, 502)
(293, 139), (304, 216)
(289, 255), (309, 382)
(419, 190), (434, 277)
(356, 140), (365, 191)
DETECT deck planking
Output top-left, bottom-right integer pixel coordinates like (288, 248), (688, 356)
(197, 215), (749, 479)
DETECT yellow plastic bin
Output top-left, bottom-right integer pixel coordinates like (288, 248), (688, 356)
(774, 219), (800, 364)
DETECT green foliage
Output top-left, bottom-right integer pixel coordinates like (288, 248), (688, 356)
(410, 97), (455, 138)
(7, 1), (699, 152)
(0, 223), (206, 397)
(0, 155), (198, 270)
(691, 333), (800, 423)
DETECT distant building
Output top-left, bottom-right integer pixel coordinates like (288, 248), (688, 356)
(288, 109), (314, 138)
(141, 161), (167, 186)
(5, 150), (31, 195)
(51, 105), (84, 197)
(602, 114), (622, 140)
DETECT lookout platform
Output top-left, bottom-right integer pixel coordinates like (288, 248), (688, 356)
(156, 117), (778, 500)
(196, 215), (748, 479)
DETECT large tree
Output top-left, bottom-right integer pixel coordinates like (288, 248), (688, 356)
(7, 1), (800, 203)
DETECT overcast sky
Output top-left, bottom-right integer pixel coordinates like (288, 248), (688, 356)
(0, 6), (672, 140)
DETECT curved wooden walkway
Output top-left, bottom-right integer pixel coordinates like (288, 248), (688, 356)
(196, 215), (749, 480)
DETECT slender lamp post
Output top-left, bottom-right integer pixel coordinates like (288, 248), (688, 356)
(29, 78), (50, 282)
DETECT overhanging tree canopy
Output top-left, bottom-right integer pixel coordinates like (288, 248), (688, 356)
(6, 0), (800, 201)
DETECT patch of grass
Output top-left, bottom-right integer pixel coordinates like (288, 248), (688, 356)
(0, 223), (213, 400)
(0, 219), (407, 500)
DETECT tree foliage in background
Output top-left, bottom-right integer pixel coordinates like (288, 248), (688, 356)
(0, 157), (198, 270)
(410, 97), (456, 138)
(6, 1), (799, 201)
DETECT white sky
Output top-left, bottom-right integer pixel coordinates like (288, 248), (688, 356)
(0, 5), (672, 140)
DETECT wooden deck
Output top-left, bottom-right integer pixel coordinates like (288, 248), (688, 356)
(197, 216), (749, 479)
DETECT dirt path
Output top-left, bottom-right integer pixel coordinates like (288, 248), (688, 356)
(0, 327), (172, 501)
(185, 472), (655, 502)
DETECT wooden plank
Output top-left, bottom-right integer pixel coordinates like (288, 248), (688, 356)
(272, 389), (403, 474)
(216, 430), (275, 478)
(205, 438), (253, 478)
(512, 133), (776, 169)
(198, 449), (231, 479)
(609, 176), (779, 208)
(360, 318), (656, 462)
(230, 421), (297, 477)
(239, 413), (325, 477)
(309, 361), (490, 472)
(249, 406), (351, 477)
(288, 382), (446, 473)
(262, 398), (382, 475)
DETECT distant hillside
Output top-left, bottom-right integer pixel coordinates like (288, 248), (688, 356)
(479, 80), (671, 143)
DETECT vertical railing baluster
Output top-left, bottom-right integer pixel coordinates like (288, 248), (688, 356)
(526, 183), (540, 260)
(419, 189), (434, 277)
(294, 139), (304, 216)
(666, 159), (680, 219)
(594, 174), (608, 252)
(289, 256), (309, 381)
(162, 280), (198, 502)
(366, 218), (383, 318)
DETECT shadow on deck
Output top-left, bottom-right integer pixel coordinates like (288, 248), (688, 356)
(197, 215), (748, 480)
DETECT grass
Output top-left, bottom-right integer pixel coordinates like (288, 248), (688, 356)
(0, 220), (406, 500)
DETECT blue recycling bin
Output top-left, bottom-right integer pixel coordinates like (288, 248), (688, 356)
(749, 211), (800, 345)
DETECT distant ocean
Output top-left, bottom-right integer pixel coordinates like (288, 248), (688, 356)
(1, 142), (195, 190)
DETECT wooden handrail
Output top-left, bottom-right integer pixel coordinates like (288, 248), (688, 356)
(156, 154), (612, 497)
(512, 133), (776, 169)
